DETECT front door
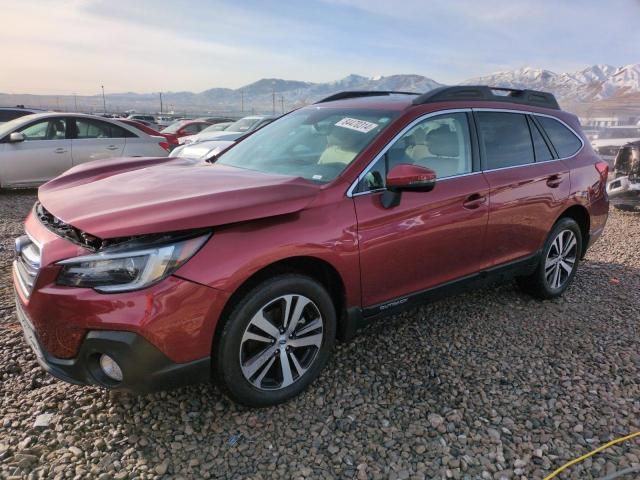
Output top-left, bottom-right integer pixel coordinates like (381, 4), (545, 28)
(353, 111), (491, 309)
(1, 117), (72, 187)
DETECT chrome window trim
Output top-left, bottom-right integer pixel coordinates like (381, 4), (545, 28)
(346, 107), (585, 197)
(346, 108), (472, 198)
(473, 108), (585, 170)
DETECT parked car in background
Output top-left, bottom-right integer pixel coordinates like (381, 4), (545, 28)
(606, 141), (640, 210)
(13, 86), (608, 406)
(196, 117), (235, 124)
(171, 138), (236, 159)
(161, 120), (212, 140)
(0, 113), (169, 187)
(156, 116), (177, 128)
(204, 121), (233, 132)
(117, 119), (180, 150)
(0, 106), (48, 123)
(591, 126), (640, 165)
(181, 115), (277, 144)
(126, 114), (156, 123)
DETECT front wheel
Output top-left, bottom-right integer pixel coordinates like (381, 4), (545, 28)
(517, 218), (582, 299)
(213, 274), (336, 407)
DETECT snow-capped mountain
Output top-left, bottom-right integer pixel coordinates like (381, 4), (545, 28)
(2, 65), (638, 113)
(462, 64), (640, 102)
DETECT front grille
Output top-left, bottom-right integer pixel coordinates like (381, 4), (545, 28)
(14, 234), (42, 298)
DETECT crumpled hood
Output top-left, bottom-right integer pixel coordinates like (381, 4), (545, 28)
(38, 156), (320, 238)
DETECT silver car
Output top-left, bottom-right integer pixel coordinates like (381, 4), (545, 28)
(0, 113), (169, 188)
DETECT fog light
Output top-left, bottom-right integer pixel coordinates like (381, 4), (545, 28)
(99, 354), (123, 382)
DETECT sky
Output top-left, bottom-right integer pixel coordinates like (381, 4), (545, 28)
(0, 0), (637, 95)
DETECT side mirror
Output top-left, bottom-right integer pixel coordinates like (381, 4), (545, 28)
(8, 132), (25, 143)
(381, 163), (436, 208)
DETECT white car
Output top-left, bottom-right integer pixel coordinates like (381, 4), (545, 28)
(0, 113), (169, 188)
(180, 115), (277, 145)
(171, 139), (236, 160)
(591, 126), (640, 165)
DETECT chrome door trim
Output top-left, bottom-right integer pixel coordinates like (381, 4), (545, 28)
(346, 108), (472, 198)
(472, 108), (585, 169)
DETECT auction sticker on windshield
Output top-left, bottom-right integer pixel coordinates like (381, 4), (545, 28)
(335, 117), (378, 133)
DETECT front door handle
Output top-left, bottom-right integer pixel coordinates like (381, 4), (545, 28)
(106, 145), (119, 151)
(546, 174), (563, 188)
(463, 193), (487, 209)
(54, 148), (67, 154)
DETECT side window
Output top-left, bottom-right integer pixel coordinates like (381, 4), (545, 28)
(527, 116), (554, 162)
(183, 124), (201, 135)
(110, 124), (135, 138)
(537, 116), (582, 158)
(477, 112), (535, 169)
(355, 112), (472, 192)
(19, 119), (66, 141)
(75, 119), (112, 139)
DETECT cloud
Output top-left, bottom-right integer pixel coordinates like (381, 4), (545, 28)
(1, 0), (637, 94)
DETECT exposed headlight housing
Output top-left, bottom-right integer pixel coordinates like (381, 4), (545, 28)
(56, 232), (210, 292)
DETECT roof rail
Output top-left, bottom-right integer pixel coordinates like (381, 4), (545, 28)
(314, 90), (420, 104)
(412, 86), (560, 110)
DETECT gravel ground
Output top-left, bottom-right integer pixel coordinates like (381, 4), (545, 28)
(1, 191), (639, 480)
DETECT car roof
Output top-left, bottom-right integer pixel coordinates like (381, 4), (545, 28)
(312, 86), (562, 112)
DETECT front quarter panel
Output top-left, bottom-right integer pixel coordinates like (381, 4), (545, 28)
(174, 193), (361, 308)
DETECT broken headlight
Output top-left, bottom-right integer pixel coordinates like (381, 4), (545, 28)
(56, 233), (210, 293)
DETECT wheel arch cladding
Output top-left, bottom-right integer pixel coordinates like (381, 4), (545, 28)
(558, 205), (590, 258)
(212, 256), (347, 354)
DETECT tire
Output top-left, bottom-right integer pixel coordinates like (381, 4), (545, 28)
(517, 217), (583, 300)
(213, 274), (336, 407)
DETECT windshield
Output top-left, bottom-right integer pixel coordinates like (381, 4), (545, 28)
(201, 123), (230, 134)
(217, 107), (398, 183)
(600, 128), (640, 139)
(227, 117), (261, 132)
(161, 121), (188, 134)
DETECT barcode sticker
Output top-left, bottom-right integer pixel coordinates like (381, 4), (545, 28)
(335, 117), (378, 133)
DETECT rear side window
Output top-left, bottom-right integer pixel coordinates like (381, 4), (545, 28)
(536, 116), (582, 158)
(74, 119), (135, 139)
(477, 112), (534, 169)
(527, 117), (554, 162)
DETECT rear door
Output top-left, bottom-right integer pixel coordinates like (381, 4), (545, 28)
(0, 117), (72, 187)
(353, 111), (491, 308)
(476, 110), (571, 266)
(70, 118), (126, 165)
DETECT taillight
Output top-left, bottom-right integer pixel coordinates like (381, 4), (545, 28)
(159, 141), (171, 152)
(595, 161), (609, 183)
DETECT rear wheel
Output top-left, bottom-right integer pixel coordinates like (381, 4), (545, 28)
(214, 274), (336, 407)
(517, 218), (582, 299)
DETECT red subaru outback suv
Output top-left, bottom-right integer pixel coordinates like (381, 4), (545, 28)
(14, 87), (609, 406)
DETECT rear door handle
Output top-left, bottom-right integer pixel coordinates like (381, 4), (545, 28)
(106, 145), (119, 151)
(463, 193), (487, 209)
(54, 148), (67, 154)
(546, 174), (563, 188)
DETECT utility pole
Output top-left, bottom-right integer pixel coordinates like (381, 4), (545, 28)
(272, 89), (276, 115)
(159, 92), (163, 114)
(101, 85), (106, 114)
(73, 93), (78, 112)
(280, 95), (284, 114)
(241, 89), (244, 113)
